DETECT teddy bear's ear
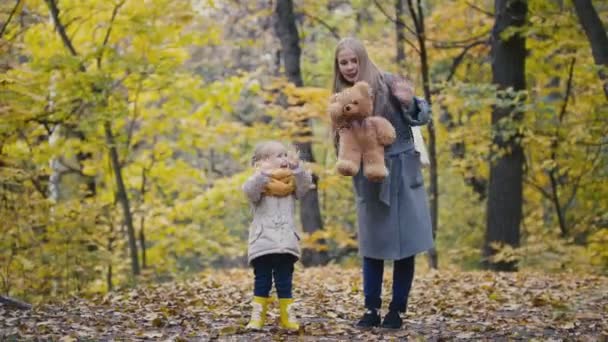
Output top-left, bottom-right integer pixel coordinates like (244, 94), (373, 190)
(353, 81), (370, 91)
(353, 81), (372, 99)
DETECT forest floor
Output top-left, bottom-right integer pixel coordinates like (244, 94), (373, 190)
(1, 266), (607, 341)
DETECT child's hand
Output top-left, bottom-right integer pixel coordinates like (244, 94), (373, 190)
(390, 76), (414, 106)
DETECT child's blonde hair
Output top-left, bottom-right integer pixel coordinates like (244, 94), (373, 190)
(251, 141), (299, 167)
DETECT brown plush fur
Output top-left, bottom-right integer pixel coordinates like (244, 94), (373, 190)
(328, 82), (396, 182)
(264, 168), (296, 197)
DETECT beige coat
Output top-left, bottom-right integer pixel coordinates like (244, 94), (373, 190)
(242, 166), (312, 264)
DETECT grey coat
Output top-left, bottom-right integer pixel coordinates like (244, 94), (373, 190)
(353, 80), (434, 260)
(242, 166), (312, 264)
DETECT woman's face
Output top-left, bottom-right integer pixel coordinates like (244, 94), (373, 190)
(337, 48), (359, 83)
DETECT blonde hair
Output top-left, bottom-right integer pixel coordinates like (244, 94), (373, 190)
(251, 141), (283, 166)
(332, 37), (392, 117)
(250, 140), (303, 168)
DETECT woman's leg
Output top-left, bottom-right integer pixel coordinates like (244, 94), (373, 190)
(363, 256), (384, 309)
(357, 257), (384, 328)
(390, 255), (415, 312)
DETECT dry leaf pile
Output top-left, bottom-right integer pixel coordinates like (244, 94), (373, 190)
(1, 266), (606, 340)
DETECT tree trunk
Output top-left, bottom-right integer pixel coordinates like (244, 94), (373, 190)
(107, 225), (114, 292)
(483, 0), (527, 272)
(105, 122), (140, 276)
(407, 0), (439, 269)
(47, 0), (138, 276)
(274, 0), (326, 266)
(395, 0), (406, 67)
(572, 0), (608, 99)
(139, 166), (148, 269)
(49, 124), (96, 201)
(438, 108), (488, 200)
(139, 217), (146, 269)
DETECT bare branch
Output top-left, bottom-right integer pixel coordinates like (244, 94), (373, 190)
(446, 40), (489, 82)
(523, 178), (552, 200)
(429, 30), (491, 48)
(558, 58), (576, 123)
(465, 1), (494, 17)
(97, 0), (126, 69)
(373, 0), (420, 53)
(406, 0), (420, 34)
(548, 57), (576, 237)
(0, 0), (21, 39)
(300, 11), (340, 40)
(125, 76), (144, 155)
(564, 144), (603, 212)
(46, 0), (78, 57)
(373, 0), (416, 36)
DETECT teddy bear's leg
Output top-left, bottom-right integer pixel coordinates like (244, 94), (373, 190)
(336, 129), (361, 176)
(362, 147), (388, 182)
(360, 120), (389, 182)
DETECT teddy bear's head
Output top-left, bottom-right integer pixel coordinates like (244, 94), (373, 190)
(328, 81), (374, 126)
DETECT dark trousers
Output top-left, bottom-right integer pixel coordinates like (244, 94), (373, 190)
(251, 253), (296, 298)
(363, 255), (415, 312)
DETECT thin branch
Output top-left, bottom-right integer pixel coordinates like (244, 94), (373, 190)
(373, 0), (417, 36)
(373, 0), (420, 53)
(564, 145), (603, 212)
(429, 30), (492, 47)
(0, 0), (21, 39)
(96, 0), (125, 69)
(46, 0), (78, 57)
(300, 11), (340, 40)
(558, 57), (576, 123)
(524, 178), (552, 200)
(446, 40), (488, 82)
(576, 140), (608, 147)
(417, 0), (425, 35)
(548, 57), (576, 237)
(125, 76), (144, 154)
(406, 0), (421, 34)
(465, 1), (494, 17)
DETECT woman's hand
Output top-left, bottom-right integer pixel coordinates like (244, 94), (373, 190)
(287, 149), (301, 170)
(390, 76), (414, 106)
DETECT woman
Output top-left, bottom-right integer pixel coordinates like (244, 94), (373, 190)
(332, 37), (434, 329)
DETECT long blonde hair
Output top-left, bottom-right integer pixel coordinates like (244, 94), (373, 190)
(332, 37), (391, 117)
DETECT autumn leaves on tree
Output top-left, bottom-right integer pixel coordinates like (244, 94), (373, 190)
(0, 0), (607, 306)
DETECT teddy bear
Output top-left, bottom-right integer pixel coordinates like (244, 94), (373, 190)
(328, 81), (396, 182)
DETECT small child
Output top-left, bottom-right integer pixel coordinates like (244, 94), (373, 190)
(242, 140), (313, 331)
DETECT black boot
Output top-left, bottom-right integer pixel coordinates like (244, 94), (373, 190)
(356, 308), (381, 328)
(381, 309), (402, 329)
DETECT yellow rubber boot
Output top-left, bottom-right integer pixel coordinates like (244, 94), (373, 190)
(279, 298), (299, 331)
(246, 296), (268, 330)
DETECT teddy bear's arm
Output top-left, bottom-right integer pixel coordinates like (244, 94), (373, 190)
(368, 116), (396, 146)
